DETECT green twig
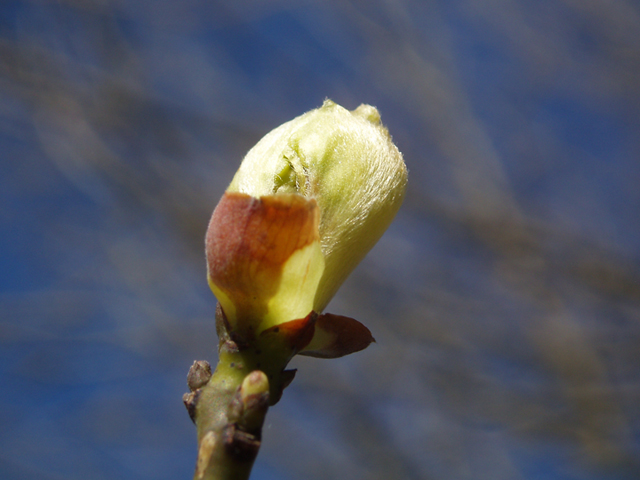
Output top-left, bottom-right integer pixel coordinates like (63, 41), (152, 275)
(184, 305), (295, 480)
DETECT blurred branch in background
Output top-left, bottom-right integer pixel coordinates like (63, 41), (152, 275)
(1, 1), (639, 479)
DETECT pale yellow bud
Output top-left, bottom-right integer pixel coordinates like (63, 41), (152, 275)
(227, 99), (407, 312)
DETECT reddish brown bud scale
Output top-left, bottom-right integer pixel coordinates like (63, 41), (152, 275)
(300, 313), (375, 359)
(206, 192), (320, 327)
(260, 311), (317, 354)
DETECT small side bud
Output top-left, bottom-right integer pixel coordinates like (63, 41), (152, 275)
(241, 370), (270, 400)
(187, 360), (213, 391)
(239, 371), (269, 433)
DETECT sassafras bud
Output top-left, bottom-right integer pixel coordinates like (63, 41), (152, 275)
(227, 99), (407, 312)
(206, 100), (407, 358)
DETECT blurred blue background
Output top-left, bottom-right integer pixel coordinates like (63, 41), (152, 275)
(1, 1), (640, 479)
